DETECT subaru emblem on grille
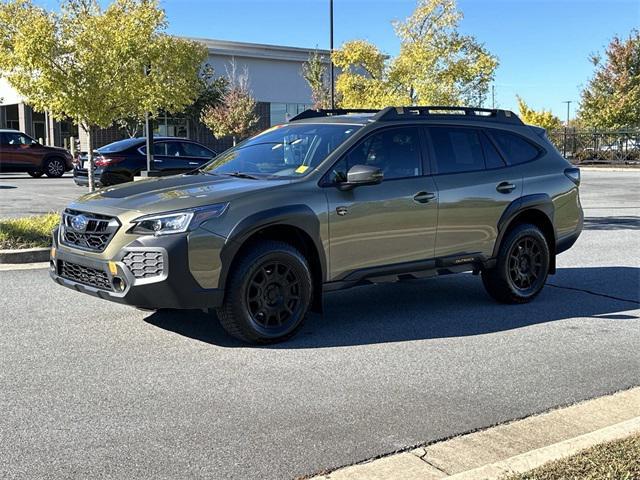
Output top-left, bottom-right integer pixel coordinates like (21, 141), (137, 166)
(70, 214), (89, 232)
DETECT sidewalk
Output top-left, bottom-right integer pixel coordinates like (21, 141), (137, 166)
(310, 387), (640, 480)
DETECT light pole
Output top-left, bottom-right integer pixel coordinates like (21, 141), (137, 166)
(329, 0), (335, 109)
(144, 64), (154, 174)
(562, 100), (572, 157)
(563, 100), (572, 126)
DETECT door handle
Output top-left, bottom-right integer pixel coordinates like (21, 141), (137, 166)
(188, 162), (199, 165)
(413, 191), (436, 203)
(154, 159), (163, 163)
(496, 182), (516, 194)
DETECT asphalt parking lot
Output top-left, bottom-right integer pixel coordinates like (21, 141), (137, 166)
(0, 170), (639, 479)
(0, 172), (81, 218)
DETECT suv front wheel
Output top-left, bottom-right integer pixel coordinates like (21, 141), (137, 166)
(216, 241), (313, 344)
(482, 223), (550, 304)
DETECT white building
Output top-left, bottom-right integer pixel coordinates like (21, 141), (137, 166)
(0, 38), (328, 152)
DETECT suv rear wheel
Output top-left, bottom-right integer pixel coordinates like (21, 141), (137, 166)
(482, 223), (550, 303)
(216, 241), (313, 344)
(44, 157), (66, 178)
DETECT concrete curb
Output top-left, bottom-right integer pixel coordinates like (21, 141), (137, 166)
(447, 417), (640, 479)
(0, 262), (50, 271)
(0, 247), (50, 264)
(312, 387), (640, 480)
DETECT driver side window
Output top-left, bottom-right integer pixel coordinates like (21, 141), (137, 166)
(327, 127), (422, 184)
(4, 133), (33, 145)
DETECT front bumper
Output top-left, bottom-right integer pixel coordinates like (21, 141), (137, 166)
(50, 230), (224, 310)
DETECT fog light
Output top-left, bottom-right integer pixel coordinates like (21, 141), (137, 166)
(49, 260), (56, 272)
(112, 276), (126, 292)
(108, 261), (118, 275)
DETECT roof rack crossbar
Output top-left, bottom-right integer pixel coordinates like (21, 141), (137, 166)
(374, 106), (523, 125)
(289, 108), (380, 122)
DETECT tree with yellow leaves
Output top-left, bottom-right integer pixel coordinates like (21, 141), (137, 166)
(516, 96), (562, 131)
(332, 0), (498, 109)
(0, 0), (207, 190)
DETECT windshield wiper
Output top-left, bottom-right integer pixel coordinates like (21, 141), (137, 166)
(221, 171), (260, 180)
(187, 167), (217, 176)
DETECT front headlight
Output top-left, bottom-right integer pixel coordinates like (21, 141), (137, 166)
(131, 203), (228, 236)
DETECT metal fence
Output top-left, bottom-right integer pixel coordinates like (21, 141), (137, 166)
(547, 129), (640, 165)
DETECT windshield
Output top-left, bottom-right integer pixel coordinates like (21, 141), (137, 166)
(201, 123), (361, 178)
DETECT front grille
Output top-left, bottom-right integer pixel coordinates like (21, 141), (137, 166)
(58, 260), (113, 291)
(60, 209), (119, 252)
(122, 251), (164, 279)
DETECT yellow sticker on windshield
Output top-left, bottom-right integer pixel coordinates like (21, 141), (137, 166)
(295, 165), (309, 174)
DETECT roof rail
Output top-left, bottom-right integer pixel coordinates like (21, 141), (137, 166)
(373, 106), (524, 125)
(289, 108), (380, 121)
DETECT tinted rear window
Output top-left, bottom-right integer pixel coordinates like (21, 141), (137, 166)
(489, 130), (540, 164)
(98, 138), (143, 154)
(480, 132), (506, 169)
(429, 127), (485, 174)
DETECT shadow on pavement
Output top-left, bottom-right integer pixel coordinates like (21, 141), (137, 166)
(144, 266), (639, 349)
(0, 173), (73, 180)
(583, 216), (640, 230)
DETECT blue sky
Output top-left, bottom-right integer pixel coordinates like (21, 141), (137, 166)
(37, 0), (639, 118)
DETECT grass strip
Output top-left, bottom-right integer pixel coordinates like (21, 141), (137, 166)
(0, 213), (59, 249)
(506, 433), (640, 480)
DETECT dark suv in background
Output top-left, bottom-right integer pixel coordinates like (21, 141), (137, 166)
(73, 137), (217, 187)
(52, 106), (583, 344)
(0, 129), (73, 178)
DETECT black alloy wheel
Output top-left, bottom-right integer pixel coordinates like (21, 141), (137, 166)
(507, 236), (544, 292)
(246, 261), (302, 330)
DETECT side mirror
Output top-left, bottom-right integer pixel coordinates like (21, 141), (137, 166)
(338, 164), (383, 191)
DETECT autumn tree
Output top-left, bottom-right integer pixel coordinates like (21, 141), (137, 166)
(578, 30), (640, 129)
(202, 62), (258, 146)
(0, 0), (207, 190)
(302, 49), (332, 109)
(516, 96), (562, 131)
(183, 64), (228, 141)
(332, 0), (498, 109)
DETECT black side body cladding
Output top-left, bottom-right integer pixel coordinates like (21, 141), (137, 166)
(218, 204), (327, 292)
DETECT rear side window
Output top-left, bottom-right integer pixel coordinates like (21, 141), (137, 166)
(181, 142), (214, 158)
(429, 127), (485, 174)
(480, 132), (506, 169)
(489, 130), (540, 164)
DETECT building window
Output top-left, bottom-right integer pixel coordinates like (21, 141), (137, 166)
(152, 113), (189, 138)
(269, 103), (313, 126)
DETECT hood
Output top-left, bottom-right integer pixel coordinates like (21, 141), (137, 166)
(69, 173), (290, 216)
(46, 145), (71, 155)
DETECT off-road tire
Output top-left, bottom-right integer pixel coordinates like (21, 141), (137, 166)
(216, 241), (313, 344)
(482, 223), (550, 304)
(44, 157), (66, 178)
(27, 170), (44, 178)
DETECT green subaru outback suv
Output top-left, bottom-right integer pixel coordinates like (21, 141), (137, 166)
(50, 106), (583, 343)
